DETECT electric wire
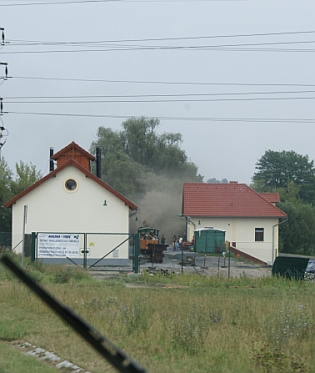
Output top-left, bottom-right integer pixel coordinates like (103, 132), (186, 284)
(2, 31), (314, 54)
(6, 111), (314, 123)
(4, 90), (315, 99)
(2, 45), (314, 54)
(12, 76), (315, 87)
(0, 0), (267, 7)
(7, 30), (315, 45)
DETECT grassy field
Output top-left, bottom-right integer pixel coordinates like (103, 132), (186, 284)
(0, 254), (314, 373)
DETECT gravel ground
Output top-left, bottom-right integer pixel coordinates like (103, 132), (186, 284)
(90, 249), (272, 279)
(141, 250), (272, 278)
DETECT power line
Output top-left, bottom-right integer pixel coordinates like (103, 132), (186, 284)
(4, 96), (315, 104)
(0, 0), (121, 6)
(5, 97), (314, 104)
(7, 31), (315, 45)
(12, 76), (315, 87)
(2, 44), (314, 54)
(5, 90), (315, 99)
(2, 32), (314, 54)
(6, 111), (315, 123)
(0, 0), (263, 7)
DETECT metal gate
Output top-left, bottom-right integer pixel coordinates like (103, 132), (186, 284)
(31, 231), (140, 273)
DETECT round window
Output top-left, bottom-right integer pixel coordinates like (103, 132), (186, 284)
(65, 179), (77, 191)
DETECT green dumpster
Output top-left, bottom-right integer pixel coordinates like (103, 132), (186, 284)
(272, 256), (310, 280)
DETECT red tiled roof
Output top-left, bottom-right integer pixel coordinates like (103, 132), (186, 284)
(4, 159), (137, 210)
(182, 183), (286, 218)
(259, 192), (280, 203)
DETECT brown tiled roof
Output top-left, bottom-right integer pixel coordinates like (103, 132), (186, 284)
(182, 183), (286, 218)
(4, 159), (137, 210)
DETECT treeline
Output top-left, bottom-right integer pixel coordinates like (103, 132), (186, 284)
(252, 150), (315, 256)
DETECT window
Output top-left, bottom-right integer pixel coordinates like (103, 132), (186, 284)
(255, 228), (264, 242)
(65, 179), (77, 191)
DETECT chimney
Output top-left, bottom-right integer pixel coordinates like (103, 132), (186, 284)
(96, 147), (101, 178)
(50, 147), (54, 172)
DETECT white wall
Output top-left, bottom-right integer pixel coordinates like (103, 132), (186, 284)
(188, 217), (279, 264)
(11, 166), (131, 259)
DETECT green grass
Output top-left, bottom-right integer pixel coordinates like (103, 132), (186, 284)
(0, 254), (315, 373)
(0, 342), (58, 373)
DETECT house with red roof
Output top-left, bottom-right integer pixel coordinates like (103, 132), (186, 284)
(4, 142), (137, 265)
(182, 182), (287, 264)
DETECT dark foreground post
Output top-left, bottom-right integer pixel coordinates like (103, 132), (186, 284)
(0, 255), (149, 373)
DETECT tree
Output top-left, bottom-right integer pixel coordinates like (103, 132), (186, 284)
(90, 117), (202, 199)
(252, 150), (315, 204)
(0, 159), (42, 233)
(0, 158), (13, 232)
(207, 178), (229, 184)
(10, 161), (42, 196)
(120, 117), (195, 177)
(279, 202), (315, 256)
(90, 117), (203, 240)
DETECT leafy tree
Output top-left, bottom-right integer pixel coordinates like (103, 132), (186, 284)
(252, 150), (315, 204)
(90, 117), (202, 199)
(90, 127), (147, 198)
(279, 202), (315, 256)
(120, 117), (197, 178)
(0, 158), (13, 232)
(121, 117), (159, 168)
(10, 161), (42, 196)
(90, 117), (203, 240)
(0, 159), (42, 233)
(207, 178), (229, 184)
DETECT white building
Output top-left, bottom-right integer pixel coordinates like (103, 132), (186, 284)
(4, 142), (137, 265)
(182, 182), (287, 265)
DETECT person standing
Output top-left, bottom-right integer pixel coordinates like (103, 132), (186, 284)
(179, 236), (183, 251)
(173, 235), (177, 251)
(161, 234), (166, 244)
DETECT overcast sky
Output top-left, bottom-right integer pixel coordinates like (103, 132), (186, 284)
(0, 0), (314, 185)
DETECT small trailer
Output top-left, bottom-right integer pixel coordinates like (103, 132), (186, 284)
(147, 243), (168, 263)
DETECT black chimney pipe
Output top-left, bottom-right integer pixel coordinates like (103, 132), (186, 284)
(96, 147), (101, 178)
(50, 147), (54, 172)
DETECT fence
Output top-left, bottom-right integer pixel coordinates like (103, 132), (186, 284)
(30, 231), (138, 272)
(0, 232), (12, 250)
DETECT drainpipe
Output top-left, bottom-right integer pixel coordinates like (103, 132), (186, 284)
(186, 216), (196, 240)
(178, 215), (196, 240)
(272, 218), (288, 264)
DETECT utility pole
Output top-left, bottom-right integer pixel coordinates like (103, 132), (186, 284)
(0, 62), (8, 79)
(0, 28), (5, 45)
(0, 28), (8, 159)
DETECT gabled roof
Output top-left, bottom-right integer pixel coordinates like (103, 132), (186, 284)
(51, 141), (95, 171)
(4, 159), (137, 210)
(182, 183), (286, 218)
(51, 141), (95, 161)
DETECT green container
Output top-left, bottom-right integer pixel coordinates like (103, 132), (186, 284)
(272, 256), (309, 280)
(194, 228), (225, 253)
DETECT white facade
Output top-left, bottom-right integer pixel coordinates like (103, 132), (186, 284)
(10, 166), (132, 264)
(187, 217), (280, 265)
